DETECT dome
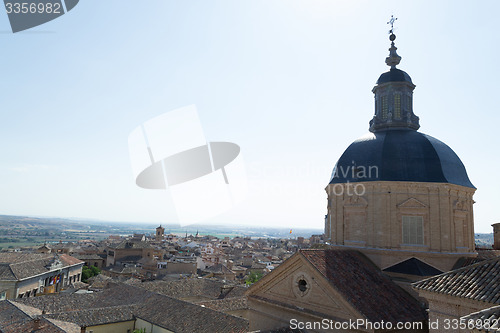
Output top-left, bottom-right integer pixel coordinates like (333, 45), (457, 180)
(377, 68), (413, 85)
(329, 130), (475, 188)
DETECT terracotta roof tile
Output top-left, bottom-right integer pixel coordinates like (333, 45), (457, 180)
(204, 264), (235, 274)
(198, 297), (248, 312)
(135, 293), (248, 333)
(16, 282), (248, 333)
(44, 318), (81, 333)
(72, 253), (104, 261)
(460, 305), (500, 332)
(0, 253), (83, 280)
(0, 264), (15, 280)
(109, 240), (152, 249)
(45, 304), (136, 327)
(300, 249), (426, 324)
(59, 254), (84, 266)
(413, 256), (500, 304)
(0, 300), (77, 333)
(126, 278), (246, 300)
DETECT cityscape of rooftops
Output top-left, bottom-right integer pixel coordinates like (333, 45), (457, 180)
(1, 2), (500, 333)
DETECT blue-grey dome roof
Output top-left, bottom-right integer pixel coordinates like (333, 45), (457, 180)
(329, 130), (475, 188)
(377, 68), (413, 85)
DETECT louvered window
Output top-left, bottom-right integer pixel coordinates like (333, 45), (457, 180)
(381, 96), (388, 119)
(402, 216), (424, 245)
(394, 94), (401, 119)
(406, 94), (412, 113)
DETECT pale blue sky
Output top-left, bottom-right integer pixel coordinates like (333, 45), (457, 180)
(0, 0), (499, 232)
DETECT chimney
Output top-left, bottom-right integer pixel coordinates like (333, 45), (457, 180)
(492, 223), (500, 250)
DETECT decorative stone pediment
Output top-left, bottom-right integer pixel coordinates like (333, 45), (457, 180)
(343, 195), (368, 207)
(246, 254), (358, 319)
(45, 255), (63, 271)
(397, 197), (427, 209)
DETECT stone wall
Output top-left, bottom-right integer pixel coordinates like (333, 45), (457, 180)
(325, 181), (476, 271)
(418, 290), (494, 333)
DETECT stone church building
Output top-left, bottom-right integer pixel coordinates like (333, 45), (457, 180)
(324, 32), (476, 274)
(246, 27), (482, 333)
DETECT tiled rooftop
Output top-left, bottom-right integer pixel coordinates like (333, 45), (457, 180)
(413, 256), (500, 304)
(204, 263), (235, 274)
(45, 304), (136, 327)
(452, 250), (500, 270)
(0, 300), (79, 333)
(72, 253), (104, 260)
(299, 249), (426, 324)
(198, 297), (248, 312)
(135, 292), (248, 333)
(126, 278), (246, 301)
(88, 273), (112, 290)
(17, 282), (145, 313)
(460, 305), (500, 332)
(0, 253), (83, 280)
(452, 256), (487, 270)
(16, 282), (248, 332)
(108, 240), (152, 249)
(59, 254), (84, 266)
(115, 255), (142, 263)
(102, 264), (138, 274)
(0, 264), (15, 280)
(44, 318), (81, 333)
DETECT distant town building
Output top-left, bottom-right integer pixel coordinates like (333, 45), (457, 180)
(72, 253), (105, 269)
(202, 263), (236, 281)
(131, 233), (146, 242)
(36, 243), (51, 254)
(105, 239), (154, 266)
(155, 225), (165, 241)
(492, 222), (500, 250)
(0, 253), (83, 300)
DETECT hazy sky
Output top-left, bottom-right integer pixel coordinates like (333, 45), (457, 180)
(0, 1), (499, 232)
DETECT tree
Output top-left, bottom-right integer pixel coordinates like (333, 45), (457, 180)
(90, 265), (101, 276)
(81, 265), (101, 283)
(245, 271), (263, 285)
(81, 266), (91, 282)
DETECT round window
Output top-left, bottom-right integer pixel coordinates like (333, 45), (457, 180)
(298, 279), (307, 292)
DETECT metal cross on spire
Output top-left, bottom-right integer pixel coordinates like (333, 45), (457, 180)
(387, 15), (397, 34)
(385, 15), (401, 68)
